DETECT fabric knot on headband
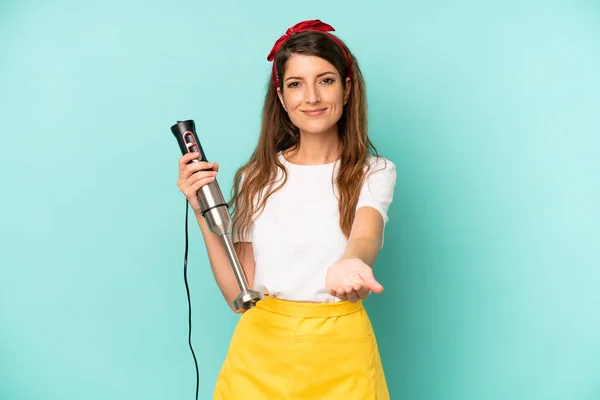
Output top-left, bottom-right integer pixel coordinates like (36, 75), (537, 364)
(266, 19), (353, 88)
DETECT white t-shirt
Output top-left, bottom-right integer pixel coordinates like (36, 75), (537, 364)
(233, 152), (396, 303)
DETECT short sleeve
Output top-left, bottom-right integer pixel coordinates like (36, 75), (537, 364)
(355, 156), (397, 225)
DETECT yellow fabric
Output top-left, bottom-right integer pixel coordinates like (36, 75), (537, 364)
(213, 296), (389, 399)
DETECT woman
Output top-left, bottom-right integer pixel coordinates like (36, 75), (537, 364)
(177, 19), (396, 399)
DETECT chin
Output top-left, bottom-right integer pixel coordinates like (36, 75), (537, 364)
(297, 120), (338, 135)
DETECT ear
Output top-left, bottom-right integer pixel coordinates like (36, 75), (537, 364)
(343, 77), (352, 105)
(276, 87), (288, 112)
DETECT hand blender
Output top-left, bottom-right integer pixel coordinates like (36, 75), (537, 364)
(171, 119), (263, 312)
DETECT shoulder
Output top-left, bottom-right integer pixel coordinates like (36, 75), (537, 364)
(355, 155), (397, 222)
(363, 155), (397, 185)
(366, 154), (395, 169)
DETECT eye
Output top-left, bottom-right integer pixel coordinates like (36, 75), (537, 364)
(287, 81), (300, 88)
(321, 77), (335, 84)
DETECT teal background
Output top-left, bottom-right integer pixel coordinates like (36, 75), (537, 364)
(1, 0), (599, 399)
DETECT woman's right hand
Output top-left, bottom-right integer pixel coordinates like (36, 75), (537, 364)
(177, 152), (219, 215)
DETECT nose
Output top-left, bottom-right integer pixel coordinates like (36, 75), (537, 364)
(304, 83), (320, 104)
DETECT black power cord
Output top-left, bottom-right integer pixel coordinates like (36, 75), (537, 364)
(183, 199), (199, 400)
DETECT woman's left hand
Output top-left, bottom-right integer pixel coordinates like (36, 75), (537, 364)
(325, 258), (384, 303)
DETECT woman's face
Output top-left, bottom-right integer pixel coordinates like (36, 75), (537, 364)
(277, 54), (351, 135)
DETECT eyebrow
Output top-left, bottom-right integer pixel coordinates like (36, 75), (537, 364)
(284, 71), (337, 82)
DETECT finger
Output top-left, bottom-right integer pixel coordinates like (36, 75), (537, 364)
(352, 282), (369, 299)
(346, 289), (359, 303)
(179, 171), (216, 192)
(185, 175), (216, 195)
(196, 161), (219, 172)
(358, 269), (384, 294)
(181, 164), (215, 183)
(336, 287), (347, 301)
(356, 285), (370, 299)
(186, 170), (218, 187)
(343, 285), (358, 303)
(185, 160), (215, 176)
(327, 285), (337, 296)
(179, 152), (201, 171)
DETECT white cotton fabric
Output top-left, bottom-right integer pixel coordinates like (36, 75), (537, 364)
(233, 152), (396, 303)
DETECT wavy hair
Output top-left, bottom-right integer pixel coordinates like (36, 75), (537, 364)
(229, 30), (379, 245)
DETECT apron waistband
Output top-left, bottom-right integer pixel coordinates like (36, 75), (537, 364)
(254, 295), (364, 318)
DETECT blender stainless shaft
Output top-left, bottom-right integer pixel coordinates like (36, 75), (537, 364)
(171, 120), (263, 312)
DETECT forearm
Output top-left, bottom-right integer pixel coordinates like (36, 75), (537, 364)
(195, 213), (254, 312)
(339, 237), (381, 267)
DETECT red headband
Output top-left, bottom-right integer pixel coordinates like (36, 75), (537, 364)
(266, 19), (353, 88)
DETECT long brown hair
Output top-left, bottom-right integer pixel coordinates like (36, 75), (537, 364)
(229, 30), (380, 243)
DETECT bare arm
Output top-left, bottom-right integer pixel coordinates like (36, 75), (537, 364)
(325, 206), (386, 302)
(339, 206), (385, 267)
(341, 157), (396, 269)
(176, 152), (255, 313)
(196, 214), (256, 313)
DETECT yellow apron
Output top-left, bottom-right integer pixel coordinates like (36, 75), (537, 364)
(213, 295), (389, 399)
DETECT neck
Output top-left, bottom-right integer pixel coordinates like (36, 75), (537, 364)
(285, 126), (341, 165)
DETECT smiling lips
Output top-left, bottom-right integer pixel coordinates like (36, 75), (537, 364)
(301, 108), (327, 117)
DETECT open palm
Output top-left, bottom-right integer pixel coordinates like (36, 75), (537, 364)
(325, 258), (384, 303)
